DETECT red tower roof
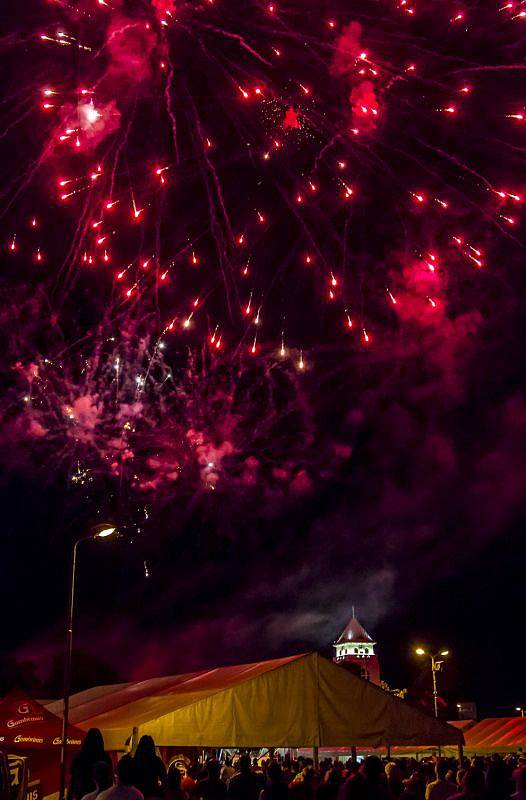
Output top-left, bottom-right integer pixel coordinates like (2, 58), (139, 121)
(336, 613), (374, 644)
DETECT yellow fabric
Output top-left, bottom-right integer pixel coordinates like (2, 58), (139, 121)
(46, 658), (300, 730)
(47, 653), (462, 751)
(139, 653), (320, 748)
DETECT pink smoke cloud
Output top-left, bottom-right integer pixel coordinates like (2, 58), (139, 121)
(331, 21), (380, 132)
(103, 15), (158, 88)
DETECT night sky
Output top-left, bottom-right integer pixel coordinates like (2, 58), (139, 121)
(1, 0), (526, 721)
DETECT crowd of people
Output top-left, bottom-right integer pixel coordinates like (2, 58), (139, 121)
(67, 728), (526, 800)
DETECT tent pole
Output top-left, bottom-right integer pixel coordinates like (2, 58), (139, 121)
(130, 727), (139, 754)
(351, 746), (357, 763)
(386, 745), (391, 760)
(313, 747), (319, 769)
(458, 742), (464, 766)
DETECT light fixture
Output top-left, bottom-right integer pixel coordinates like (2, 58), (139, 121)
(93, 524), (117, 539)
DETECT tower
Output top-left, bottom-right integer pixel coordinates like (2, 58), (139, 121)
(333, 607), (381, 684)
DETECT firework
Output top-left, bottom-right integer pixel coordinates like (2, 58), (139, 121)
(10, 316), (322, 499)
(0, 0), (523, 505)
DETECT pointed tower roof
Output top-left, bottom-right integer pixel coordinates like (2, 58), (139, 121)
(336, 608), (375, 644)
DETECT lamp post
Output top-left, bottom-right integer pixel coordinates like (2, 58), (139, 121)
(516, 707), (525, 718)
(58, 525), (118, 800)
(415, 647), (450, 718)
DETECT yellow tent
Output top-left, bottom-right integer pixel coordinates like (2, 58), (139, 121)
(46, 653), (462, 752)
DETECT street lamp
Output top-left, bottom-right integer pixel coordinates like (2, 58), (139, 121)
(516, 707), (525, 718)
(415, 647), (450, 718)
(58, 524), (118, 800)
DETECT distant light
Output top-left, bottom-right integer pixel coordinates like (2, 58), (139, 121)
(440, 650), (450, 657)
(415, 647), (426, 656)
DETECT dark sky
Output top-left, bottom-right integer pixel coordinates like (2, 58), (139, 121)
(1, 0), (526, 720)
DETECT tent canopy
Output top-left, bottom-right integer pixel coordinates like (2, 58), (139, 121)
(46, 653), (462, 752)
(459, 717), (526, 753)
(0, 689), (84, 751)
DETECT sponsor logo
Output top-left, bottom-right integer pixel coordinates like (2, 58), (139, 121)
(52, 738), (82, 746)
(13, 736), (44, 744)
(7, 716), (44, 728)
(17, 704), (31, 715)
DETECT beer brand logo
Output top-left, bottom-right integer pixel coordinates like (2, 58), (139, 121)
(7, 715), (44, 728)
(52, 738), (82, 746)
(14, 736), (44, 744)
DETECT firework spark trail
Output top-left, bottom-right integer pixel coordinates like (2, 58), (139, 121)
(186, 93), (239, 315)
(0, 103), (36, 143)
(198, 23), (274, 67)
(109, 108), (136, 198)
(164, 60), (180, 164)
